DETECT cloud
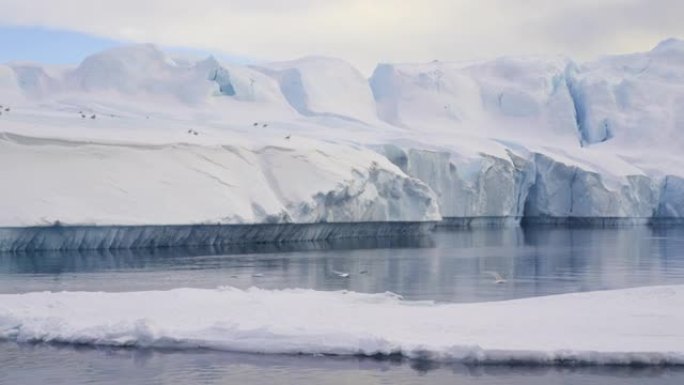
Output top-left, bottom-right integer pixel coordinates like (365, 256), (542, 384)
(0, 0), (681, 73)
(526, 0), (684, 55)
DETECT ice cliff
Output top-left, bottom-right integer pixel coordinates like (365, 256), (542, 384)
(0, 133), (439, 227)
(0, 40), (683, 232)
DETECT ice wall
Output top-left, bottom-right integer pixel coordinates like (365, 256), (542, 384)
(524, 154), (659, 219)
(0, 222), (435, 252)
(381, 145), (669, 224)
(659, 176), (684, 217)
(381, 145), (532, 221)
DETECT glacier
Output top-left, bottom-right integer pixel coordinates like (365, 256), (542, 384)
(1, 40), (683, 248)
(1, 285), (684, 365)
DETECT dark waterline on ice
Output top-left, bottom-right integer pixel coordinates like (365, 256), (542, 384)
(0, 221), (435, 252)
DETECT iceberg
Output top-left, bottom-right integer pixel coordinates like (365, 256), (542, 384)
(0, 40), (682, 243)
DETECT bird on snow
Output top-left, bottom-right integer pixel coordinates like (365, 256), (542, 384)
(285, 135), (291, 140)
(484, 271), (507, 284)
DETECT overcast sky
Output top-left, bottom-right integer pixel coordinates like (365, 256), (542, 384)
(1, 0), (682, 73)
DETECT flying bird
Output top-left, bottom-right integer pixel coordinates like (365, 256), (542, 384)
(484, 271), (507, 284)
(332, 270), (350, 278)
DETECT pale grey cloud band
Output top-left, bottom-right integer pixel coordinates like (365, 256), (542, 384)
(0, 0), (681, 72)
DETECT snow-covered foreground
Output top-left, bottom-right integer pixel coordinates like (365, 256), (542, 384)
(1, 40), (684, 228)
(1, 285), (683, 366)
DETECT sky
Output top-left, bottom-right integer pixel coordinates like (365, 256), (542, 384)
(0, 0), (683, 73)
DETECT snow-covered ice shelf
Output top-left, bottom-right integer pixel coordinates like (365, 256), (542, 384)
(1, 39), (683, 231)
(1, 285), (683, 366)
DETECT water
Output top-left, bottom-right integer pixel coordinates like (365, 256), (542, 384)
(2, 226), (684, 384)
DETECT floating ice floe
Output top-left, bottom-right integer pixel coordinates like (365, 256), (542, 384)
(1, 285), (683, 366)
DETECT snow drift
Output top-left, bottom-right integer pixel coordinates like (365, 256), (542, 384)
(1, 285), (683, 366)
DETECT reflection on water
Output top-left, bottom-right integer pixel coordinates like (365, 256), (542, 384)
(2, 342), (684, 385)
(0, 235), (435, 273)
(2, 226), (684, 384)
(1, 226), (684, 303)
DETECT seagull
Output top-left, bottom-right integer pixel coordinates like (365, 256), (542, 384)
(332, 270), (350, 278)
(484, 271), (507, 284)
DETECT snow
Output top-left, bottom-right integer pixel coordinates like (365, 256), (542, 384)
(1, 285), (683, 365)
(257, 56), (379, 123)
(369, 56), (579, 146)
(0, 133), (439, 227)
(0, 65), (25, 102)
(569, 39), (684, 152)
(1, 40), (683, 228)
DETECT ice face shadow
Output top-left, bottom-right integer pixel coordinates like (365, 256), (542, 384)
(0, 235), (436, 275)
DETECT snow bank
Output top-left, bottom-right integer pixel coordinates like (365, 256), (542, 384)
(0, 133), (439, 227)
(1, 285), (683, 365)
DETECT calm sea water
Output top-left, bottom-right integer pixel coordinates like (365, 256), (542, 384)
(2, 226), (684, 384)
